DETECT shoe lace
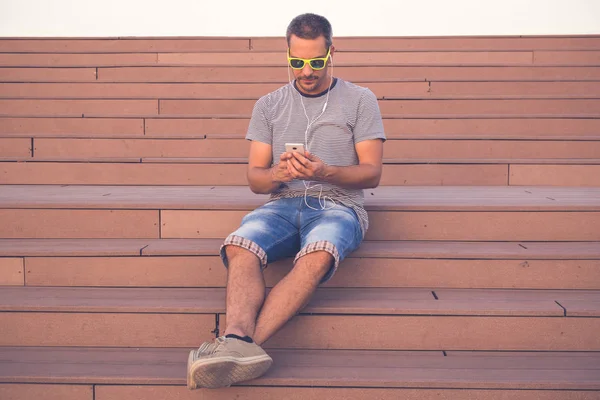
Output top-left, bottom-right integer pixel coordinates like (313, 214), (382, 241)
(196, 337), (224, 355)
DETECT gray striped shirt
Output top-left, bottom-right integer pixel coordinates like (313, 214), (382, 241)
(246, 78), (386, 235)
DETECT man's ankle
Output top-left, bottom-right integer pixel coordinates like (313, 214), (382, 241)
(225, 333), (254, 343)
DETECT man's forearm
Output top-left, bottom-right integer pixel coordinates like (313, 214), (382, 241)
(320, 164), (382, 189)
(247, 166), (283, 194)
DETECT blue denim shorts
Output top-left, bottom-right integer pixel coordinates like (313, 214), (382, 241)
(220, 196), (363, 283)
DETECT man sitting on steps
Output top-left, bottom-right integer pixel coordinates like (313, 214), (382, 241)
(187, 12), (386, 389)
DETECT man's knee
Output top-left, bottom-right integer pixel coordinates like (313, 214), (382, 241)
(294, 250), (333, 281)
(225, 245), (260, 266)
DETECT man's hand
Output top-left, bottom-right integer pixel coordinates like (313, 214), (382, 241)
(271, 152), (295, 183)
(286, 151), (328, 181)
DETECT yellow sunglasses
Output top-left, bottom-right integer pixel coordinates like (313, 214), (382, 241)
(287, 47), (331, 70)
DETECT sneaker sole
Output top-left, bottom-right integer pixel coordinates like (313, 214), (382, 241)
(188, 353), (273, 389)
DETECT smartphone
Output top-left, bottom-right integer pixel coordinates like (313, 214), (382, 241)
(285, 143), (306, 154)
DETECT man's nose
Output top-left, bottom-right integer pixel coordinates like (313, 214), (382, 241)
(301, 62), (313, 76)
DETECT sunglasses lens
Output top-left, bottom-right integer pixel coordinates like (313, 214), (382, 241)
(289, 59), (305, 69)
(310, 59), (325, 69)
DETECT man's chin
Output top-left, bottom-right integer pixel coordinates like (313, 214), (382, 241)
(298, 80), (319, 94)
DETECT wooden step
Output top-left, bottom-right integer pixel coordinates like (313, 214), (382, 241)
(510, 165), (600, 186)
(3, 36), (600, 53)
(0, 99), (158, 117)
(143, 117), (600, 140)
(0, 161), (510, 186)
(1, 347), (598, 391)
(3, 287), (599, 316)
(1, 287), (599, 349)
(96, 66), (600, 83)
(5, 157), (600, 166)
(28, 138), (600, 160)
(0, 185), (597, 240)
(2, 160), (599, 186)
(0, 67), (97, 81)
(2, 51), (597, 68)
(250, 36), (600, 52)
(4, 81), (600, 100)
(157, 99), (600, 118)
(3, 117), (599, 140)
(1, 185), (598, 211)
(1, 238), (598, 289)
(0, 38), (251, 53)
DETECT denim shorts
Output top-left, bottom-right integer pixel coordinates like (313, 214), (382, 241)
(219, 196), (363, 283)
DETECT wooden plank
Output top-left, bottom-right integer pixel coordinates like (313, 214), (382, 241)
(25, 256), (227, 287)
(0, 313), (215, 347)
(365, 211), (600, 241)
(0, 162), (249, 185)
(429, 81), (600, 99)
(2, 185), (599, 211)
(157, 51), (533, 66)
(143, 117), (600, 140)
(251, 36), (600, 51)
(272, 259), (600, 290)
(510, 165), (600, 186)
(0, 117), (144, 137)
(95, 385), (600, 400)
(31, 138), (600, 160)
(0, 210), (159, 239)
(380, 164), (508, 185)
(0, 287), (226, 313)
(161, 210), (600, 241)
(2, 346), (600, 389)
(0, 82), (431, 100)
(384, 140), (600, 160)
(97, 66), (600, 83)
(383, 118), (600, 140)
(553, 291), (600, 317)
(0, 138), (31, 157)
(0, 82), (281, 100)
(157, 99), (600, 117)
(353, 241), (600, 259)
(145, 118), (249, 137)
(0, 53), (158, 67)
(534, 51), (600, 66)
(0, 384), (93, 400)
(0, 38), (250, 53)
(140, 157), (600, 166)
(0, 239), (151, 256)
(223, 314), (600, 350)
(0, 67), (97, 81)
(0, 99), (158, 117)
(23, 256), (600, 289)
(0, 286), (565, 316)
(378, 99), (600, 118)
(0, 258), (23, 286)
(0, 162), (510, 185)
(33, 138), (250, 158)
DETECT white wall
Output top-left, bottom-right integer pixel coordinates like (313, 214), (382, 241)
(1, 0), (599, 37)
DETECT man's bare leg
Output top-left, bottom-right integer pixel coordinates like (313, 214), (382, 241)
(222, 245), (266, 338)
(252, 250), (333, 345)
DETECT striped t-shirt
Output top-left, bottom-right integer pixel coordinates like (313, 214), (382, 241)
(246, 78), (386, 236)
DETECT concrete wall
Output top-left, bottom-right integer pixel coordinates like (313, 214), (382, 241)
(1, 0), (599, 37)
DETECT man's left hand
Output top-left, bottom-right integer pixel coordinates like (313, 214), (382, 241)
(287, 151), (328, 181)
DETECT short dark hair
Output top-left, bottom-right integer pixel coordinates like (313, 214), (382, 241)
(286, 13), (333, 49)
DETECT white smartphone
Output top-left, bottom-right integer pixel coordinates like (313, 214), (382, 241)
(285, 143), (306, 154)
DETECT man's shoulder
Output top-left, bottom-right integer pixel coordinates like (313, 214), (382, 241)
(335, 78), (374, 97)
(257, 83), (294, 104)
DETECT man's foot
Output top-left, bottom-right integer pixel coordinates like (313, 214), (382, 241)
(187, 336), (273, 389)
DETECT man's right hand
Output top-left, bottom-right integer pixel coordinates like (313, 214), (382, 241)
(271, 152), (295, 183)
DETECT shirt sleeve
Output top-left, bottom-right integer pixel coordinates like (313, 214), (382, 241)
(245, 95), (272, 145)
(353, 88), (386, 144)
